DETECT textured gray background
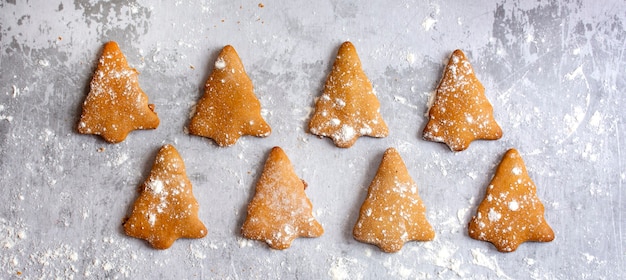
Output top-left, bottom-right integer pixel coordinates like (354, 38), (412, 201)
(1, 0), (624, 279)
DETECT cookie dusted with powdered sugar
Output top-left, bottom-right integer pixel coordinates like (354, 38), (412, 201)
(124, 145), (207, 249)
(353, 148), (434, 253)
(309, 41), (388, 148)
(241, 147), (323, 250)
(423, 49), (501, 151)
(468, 149), (554, 252)
(78, 41), (159, 143)
(188, 45), (271, 147)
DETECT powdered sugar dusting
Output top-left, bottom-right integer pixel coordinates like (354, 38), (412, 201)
(147, 179), (165, 194)
(508, 200), (520, 211)
(487, 208), (501, 222)
(214, 57), (226, 69)
(334, 125), (355, 143)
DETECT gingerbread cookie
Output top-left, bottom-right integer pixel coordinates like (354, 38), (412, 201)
(188, 45), (271, 147)
(124, 144), (207, 249)
(353, 148), (435, 253)
(423, 49), (501, 151)
(241, 147), (324, 250)
(468, 149), (554, 252)
(308, 41), (388, 148)
(77, 41), (159, 143)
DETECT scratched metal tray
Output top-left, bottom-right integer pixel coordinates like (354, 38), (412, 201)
(0, 0), (624, 279)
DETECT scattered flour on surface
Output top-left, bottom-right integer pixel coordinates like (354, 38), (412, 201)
(0, 104), (13, 122)
(420, 240), (465, 277)
(565, 65), (584, 80)
(1, 218), (25, 249)
(329, 258), (350, 280)
(422, 17), (437, 31)
(582, 253), (596, 263)
(189, 244), (207, 260)
(102, 262), (115, 271)
(471, 248), (511, 279)
(457, 207), (470, 223)
(563, 107), (585, 134)
(364, 247), (372, 257)
(394, 95), (418, 110)
(383, 256), (416, 279)
(114, 153), (130, 166)
(237, 237), (254, 248)
(406, 53), (416, 64)
(328, 257), (361, 280)
(424, 91), (436, 117)
(588, 111), (604, 133)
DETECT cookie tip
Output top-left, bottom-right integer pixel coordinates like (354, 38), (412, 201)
(340, 41), (354, 49)
(451, 49), (465, 57)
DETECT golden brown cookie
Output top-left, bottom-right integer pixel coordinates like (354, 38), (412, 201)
(468, 149), (554, 252)
(423, 49), (502, 151)
(241, 147), (324, 250)
(77, 41), (159, 143)
(308, 41), (388, 148)
(353, 148), (435, 253)
(124, 144), (207, 249)
(188, 45), (271, 147)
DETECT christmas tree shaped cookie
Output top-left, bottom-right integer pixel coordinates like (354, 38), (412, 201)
(241, 147), (323, 250)
(423, 49), (502, 151)
(124, 144), (207, 249)
(188, 45), (271, 147)
(78, 41), (159, 143)
(309, 41), (388, 148)
(468, 149), (554, 252)
(353, 148), (435, 253)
